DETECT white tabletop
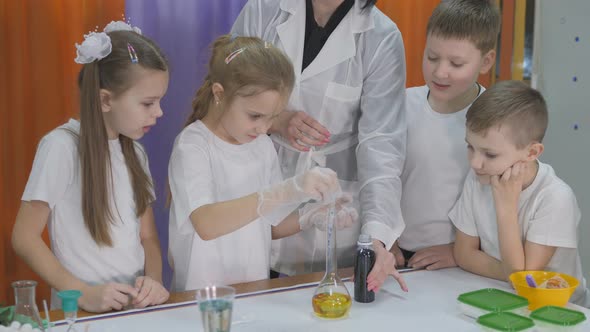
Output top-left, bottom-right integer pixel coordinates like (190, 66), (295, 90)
(51, 268), (590, 331)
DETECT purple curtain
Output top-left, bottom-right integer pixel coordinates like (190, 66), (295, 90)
(126, 0), (249, 287)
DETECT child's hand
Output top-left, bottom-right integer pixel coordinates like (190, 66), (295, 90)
(408, 243), (457, 270)
(257, 167), (340, 226)
(132, 276), (170, 309)
(298, 193), (358, 231)
(79, 282), (139, 313)
(296, 167), (341, 203)
(491, 161), (527, 211)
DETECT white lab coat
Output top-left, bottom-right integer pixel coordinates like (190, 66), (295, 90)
(232, 0), (406, 275)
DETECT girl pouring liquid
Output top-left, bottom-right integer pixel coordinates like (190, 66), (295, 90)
(168, 35), (358, 291)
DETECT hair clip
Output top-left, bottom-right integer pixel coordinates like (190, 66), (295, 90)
(264, 41), (272, 49)
(127, 43), (139, 63)
(225, 48), (245, 64)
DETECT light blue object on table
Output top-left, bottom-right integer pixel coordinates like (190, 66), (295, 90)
(58, 290), (81, 332)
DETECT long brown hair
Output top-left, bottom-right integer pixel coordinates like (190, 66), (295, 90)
(77, 30), (168, 246)
(185, 34), (295, 127)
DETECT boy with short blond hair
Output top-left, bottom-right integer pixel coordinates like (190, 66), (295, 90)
(395, 0), (500, 270)
(451, 80), (589, 307)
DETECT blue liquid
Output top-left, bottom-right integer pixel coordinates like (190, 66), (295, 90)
(199, 299), (233, 332)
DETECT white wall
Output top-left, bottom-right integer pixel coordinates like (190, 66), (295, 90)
(533, 0), (590, 281)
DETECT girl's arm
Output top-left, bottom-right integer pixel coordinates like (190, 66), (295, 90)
(454, 229), (505, 281)
(139, 207), (163, 283)
(12, 201), (88, 292)
(134, 206), (169, 308)
(190, 168), (340, 241)
(190, 193), (259, 240)
(12, 201), (138, 312)
(271, 211), (301, 240)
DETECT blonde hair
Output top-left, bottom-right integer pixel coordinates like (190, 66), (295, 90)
(466, 80), (548, 148)
(185, 34), (295, 126)
(77, 30), (168, 246)
(427, 0), (501, 53)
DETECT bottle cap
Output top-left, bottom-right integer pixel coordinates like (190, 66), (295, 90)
(357, 234), (372, 245)
(58, 290), (82, 313)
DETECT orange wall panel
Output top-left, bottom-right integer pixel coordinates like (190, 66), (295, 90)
(1, 0), (124, 307)
(378, 0), (440, 88)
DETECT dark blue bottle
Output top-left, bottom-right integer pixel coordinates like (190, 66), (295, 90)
(354, 234), (376, 303)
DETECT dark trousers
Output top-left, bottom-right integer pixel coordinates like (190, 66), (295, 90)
(399, 247), (415, 267)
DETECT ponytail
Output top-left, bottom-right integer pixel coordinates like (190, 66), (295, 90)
(185, 76), (214, 127)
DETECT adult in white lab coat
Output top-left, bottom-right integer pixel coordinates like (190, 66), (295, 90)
(232, 0), (407, 292)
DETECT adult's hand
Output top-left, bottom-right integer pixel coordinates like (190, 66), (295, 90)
(367, 240), (409, 293)
(272, 110), (330, 151)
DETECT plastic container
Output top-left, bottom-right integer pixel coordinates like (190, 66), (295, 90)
(529, 305), (587, 331)
(509, 271), (579, 310)
(476, 312), (535, 332)
(457, 288), (529, 318)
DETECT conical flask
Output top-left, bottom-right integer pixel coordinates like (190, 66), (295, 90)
(11, 280), (45, 331)
(312, 204), (351, 319)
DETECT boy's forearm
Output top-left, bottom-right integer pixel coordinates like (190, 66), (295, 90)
(496, 210), (525, 278)
(456, 248), (506, 281)
(142, 237), (163, 283)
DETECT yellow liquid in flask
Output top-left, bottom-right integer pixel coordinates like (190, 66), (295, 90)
(312, 292), (352, 319)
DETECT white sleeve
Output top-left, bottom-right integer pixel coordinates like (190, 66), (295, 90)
(525, 184), (580, 248)
(269, 143), (283, 185)
(22, 131), (76, 208)
(168, 142), (215, 234)
(358, 27), (407, 250)
(230, 0), (264, 37)
(449, 171), (479, 237)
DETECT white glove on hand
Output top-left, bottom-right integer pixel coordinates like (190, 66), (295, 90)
(257, 167), (341, 226)
(298, 192), (359, 231)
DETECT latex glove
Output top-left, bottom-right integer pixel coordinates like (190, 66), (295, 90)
(298, 193), (358, 231)
(257, 167), (341, 226)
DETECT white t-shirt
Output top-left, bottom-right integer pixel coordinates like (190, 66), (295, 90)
(21, 119), (150, 308)
(450, 162), (589, 307)
(399, 85), (483, 251)
(168, 121), (282, 291)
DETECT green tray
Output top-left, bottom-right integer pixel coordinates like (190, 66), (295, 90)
(477, 312), (535, 331)
(458, 288), (528, 312)
(530, 305), (587, 326)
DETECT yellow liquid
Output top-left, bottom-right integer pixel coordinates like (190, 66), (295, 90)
(312, 292), (352, 319)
